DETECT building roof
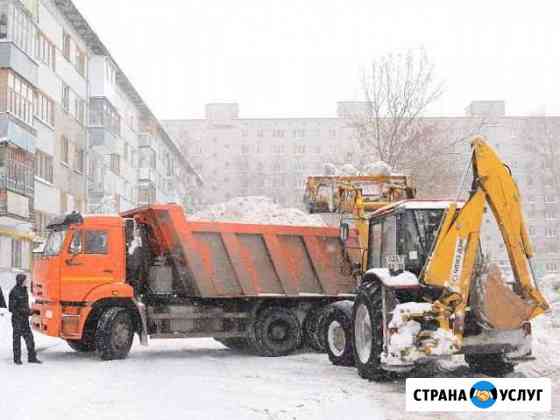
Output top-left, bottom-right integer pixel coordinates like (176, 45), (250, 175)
(53, 0), (201, 182)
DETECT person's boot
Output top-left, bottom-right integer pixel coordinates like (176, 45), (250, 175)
(14, 360), (22, 365)
(28, 357), (42, 364)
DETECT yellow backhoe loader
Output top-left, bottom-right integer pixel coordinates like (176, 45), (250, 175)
(318, 136), (550, 378)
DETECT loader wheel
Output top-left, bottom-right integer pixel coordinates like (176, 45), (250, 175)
(324, 301), (354, 366)
(214, 337), (251, 352)
(95, 307), (134, 361)
(251, 306), (302, 356)
(465, 353), (515, 376)
(66, 337), (95, 353)
(352, 282), (390, 381)
(303, 305), (327, 352)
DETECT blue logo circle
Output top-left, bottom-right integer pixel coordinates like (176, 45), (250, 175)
(469, 380), (498, 409)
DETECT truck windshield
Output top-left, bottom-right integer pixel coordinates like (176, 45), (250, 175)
(43, 229), (67, 256)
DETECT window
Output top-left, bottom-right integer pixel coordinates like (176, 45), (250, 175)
(545, 227), (556, 238)
(138, 183), (156, 205)
(110, 153), (120, 175)
(241, 144), (249, 154)
(0, 13), (7, 39)
(74, 147), (84, 173)
(35, 31), (55, 71)
(89, 98), (120, 136)
(61, 136), (69, 165)
(106, 59), (116, 85)
(34, 211), (50, 237)
(4, 145), (34, 196)
(124, 143), (129, 162)
(33, 91), (54, 126)
(294, 144), (305, 154)
(11, 239), (22, 269)
(62, 84), (70, 112)
(10, 5), (35, 56)
(545, 210), (557, 220)
(292, 129), (305, 138)
(546, 263), (559, 273)
(257, 129), (264, 137)
(241, 129), (248, 137)
(329, 129), (336, 137)
(7, 71), (34, 126)
(63, 31), (71, 60)
(74, 97), (86, 125)
(34, 150), (53, 183)
(272, 129), (285, 138)
(75, 48), (86, 77)
(545, 195), (557, 203)
(43, 230), (66, 257)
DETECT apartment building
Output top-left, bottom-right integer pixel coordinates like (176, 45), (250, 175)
(164, 101), (560, 277)
(0, 0), (197, 290)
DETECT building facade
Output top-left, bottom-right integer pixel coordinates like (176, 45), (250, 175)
(0, 0), (198, 290)
(164, 101), (560, 277)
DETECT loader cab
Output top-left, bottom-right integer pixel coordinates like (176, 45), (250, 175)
(366, 201), (454, 276)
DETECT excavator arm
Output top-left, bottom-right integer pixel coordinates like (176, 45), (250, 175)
(422, 136), (549, 324)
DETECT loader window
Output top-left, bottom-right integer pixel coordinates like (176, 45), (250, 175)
(381, 216), (397, 261)
(399, 209), (444, 273)
(368, 222), (382, 267)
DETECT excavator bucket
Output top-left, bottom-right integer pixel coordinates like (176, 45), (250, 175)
(472, 264), (534, 330)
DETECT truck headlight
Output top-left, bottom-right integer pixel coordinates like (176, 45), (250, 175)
(45, 310), (53, 319)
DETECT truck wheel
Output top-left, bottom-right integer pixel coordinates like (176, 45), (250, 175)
(352, 282), (390, 381)
(465, 353), (515, 376)
(95, 307), (134, 360)
(66, 338), (95, 352)
(214, 337), (251, 352)
(251, 306), (302, 356)
(324, 301), (354, 366)
(303, 305), (327, 352)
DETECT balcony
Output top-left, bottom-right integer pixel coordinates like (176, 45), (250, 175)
(89, 127), (118, 155)
(138, 167), (157, 184)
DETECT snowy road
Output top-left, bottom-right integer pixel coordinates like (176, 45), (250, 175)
(0, 313), (558, 420)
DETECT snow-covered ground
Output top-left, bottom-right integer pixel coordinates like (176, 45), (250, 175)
(0, 278), (557, 420)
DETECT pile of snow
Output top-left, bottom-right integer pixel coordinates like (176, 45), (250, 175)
(361, 161), (393, 177)
(322, 161), (394, 177)
(339, 164), (359, 176)
(189, 196), (326, 226)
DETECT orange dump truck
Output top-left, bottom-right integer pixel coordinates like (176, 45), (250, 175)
(31, 204), (358, 360)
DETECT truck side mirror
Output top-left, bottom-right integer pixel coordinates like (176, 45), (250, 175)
(340, 223), (349, 242)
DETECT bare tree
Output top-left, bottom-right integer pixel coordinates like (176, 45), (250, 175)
(347, 49), (487, 198)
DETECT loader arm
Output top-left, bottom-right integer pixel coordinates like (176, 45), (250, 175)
(422, 136), (549, 327)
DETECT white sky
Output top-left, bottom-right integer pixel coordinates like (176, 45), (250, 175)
(73, 0), (560, 119)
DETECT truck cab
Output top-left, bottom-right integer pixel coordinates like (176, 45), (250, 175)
(32, 213), (133, 343)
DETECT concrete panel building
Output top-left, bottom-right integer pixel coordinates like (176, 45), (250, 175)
(164, 100), (560, 277)
(0, 0), (198, 290)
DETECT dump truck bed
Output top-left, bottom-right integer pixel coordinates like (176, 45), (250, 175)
(122, 204), (357, 298)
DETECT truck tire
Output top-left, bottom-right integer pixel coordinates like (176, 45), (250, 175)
(324, 301), (354, 366)
(214, 337), (251, 352)
(465, 353), (515, 376)
(303, 305), (327, 352)
(250, 306), (302, 356)
(352, 282), (390, 381)
(67, 338), (95, 353)
(95, 307), (134, 360)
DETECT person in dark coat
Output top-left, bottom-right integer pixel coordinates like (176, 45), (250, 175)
(0, 284), (6, 310)
(9, 273), (41, 365)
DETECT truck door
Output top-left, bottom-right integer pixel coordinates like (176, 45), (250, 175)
(59, 226), (120, 303)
